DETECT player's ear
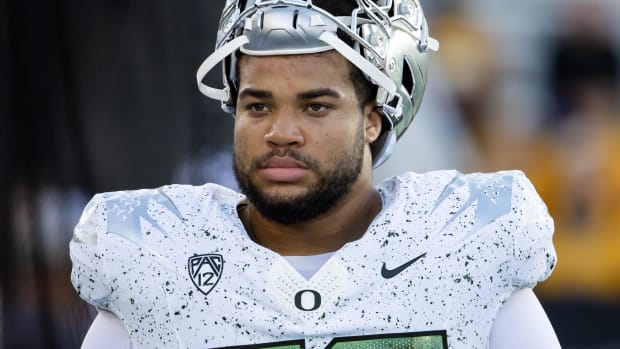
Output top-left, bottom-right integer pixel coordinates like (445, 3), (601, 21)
(364, 105), (382, 144)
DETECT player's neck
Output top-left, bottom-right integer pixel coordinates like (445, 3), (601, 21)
(239, 175), (382, 256)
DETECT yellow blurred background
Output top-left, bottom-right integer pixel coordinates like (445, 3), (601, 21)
(2, 0), (619, 348)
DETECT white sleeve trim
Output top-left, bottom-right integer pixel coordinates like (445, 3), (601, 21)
(81, 311), (132, 349)
(489, 288), (561, 349)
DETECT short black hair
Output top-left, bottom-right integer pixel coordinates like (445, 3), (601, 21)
(313, 0), (377, 109)
(234, 0), (377, 110)
(312, 0), (359, 16)
(348, 61), (378, 110)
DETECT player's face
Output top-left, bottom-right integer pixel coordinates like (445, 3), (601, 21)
(233, 51), (379, 224)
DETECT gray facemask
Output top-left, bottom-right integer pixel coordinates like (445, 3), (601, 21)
(197, 0), (438, 167)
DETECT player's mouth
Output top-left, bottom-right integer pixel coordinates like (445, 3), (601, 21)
(259, 156), (309, 182)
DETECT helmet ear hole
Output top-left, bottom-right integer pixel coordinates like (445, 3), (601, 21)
(292, 9), (299, 28)
(401, 58), (415, 97)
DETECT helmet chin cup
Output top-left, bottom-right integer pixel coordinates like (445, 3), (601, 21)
(372, 130), (397, 168)
(197, 0), (438, 167)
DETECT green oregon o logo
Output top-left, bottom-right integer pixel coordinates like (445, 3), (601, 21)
(294, 289), (321, 311)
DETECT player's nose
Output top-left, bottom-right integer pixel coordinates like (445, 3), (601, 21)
(264, 110), (304, 148)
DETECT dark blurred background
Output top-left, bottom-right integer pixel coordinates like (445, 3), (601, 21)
(1, 0), (619, 348)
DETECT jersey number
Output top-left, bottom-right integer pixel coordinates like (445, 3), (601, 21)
(217, 331), (448, 349)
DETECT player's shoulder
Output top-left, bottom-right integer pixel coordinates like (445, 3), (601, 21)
(92, 182), (241, 215)
(70, 182), (244, 307)
(377, 169), (548, 234)
(376, 169), (555, 288)
(388, 168), (530, 186)
(380, 169), (539, 203)
(95, 182), (239, 206)
(72, 183), (242, 245)
(388, 170), (535, 194)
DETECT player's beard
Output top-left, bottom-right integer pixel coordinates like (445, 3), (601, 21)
(233, 123), (364, 225)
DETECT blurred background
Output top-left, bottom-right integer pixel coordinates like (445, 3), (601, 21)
(1, 0), (619, 347)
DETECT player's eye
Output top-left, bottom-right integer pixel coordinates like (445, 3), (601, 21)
(305, 103), (329, 114)
(246, 103), (269, 113)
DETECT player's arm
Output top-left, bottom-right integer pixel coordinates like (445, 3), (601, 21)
(489, 288), (561, 349)
(489, 172), (560, 348)
(81, 311), (132, 349)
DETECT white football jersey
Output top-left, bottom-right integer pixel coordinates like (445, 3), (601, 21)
(70, 170), (556, 349)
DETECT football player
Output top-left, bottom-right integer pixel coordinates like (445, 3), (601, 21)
(71, 0), (561, 348)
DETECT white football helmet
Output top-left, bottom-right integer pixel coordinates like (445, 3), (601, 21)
(197, 0), (438, 167)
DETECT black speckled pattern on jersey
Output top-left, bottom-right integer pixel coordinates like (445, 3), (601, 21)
(70, 170), (556, 348)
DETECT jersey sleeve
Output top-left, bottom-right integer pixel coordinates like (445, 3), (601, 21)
(70, 194), (113, 309)
(81, 311), (133, 349)
(510, 171), (557, 288)
(489, 289), (561, 348)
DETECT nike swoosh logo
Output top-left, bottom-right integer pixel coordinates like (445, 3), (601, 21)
(381, 252), (427, 279)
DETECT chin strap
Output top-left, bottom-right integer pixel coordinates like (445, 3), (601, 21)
(196, 35), (249, 102)
(319, 31), (397, 99)
(196, 30), (399, 107)
(371, 130), (397, 168)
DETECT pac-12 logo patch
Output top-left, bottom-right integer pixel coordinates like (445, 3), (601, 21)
(188, 254), (223, 296)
